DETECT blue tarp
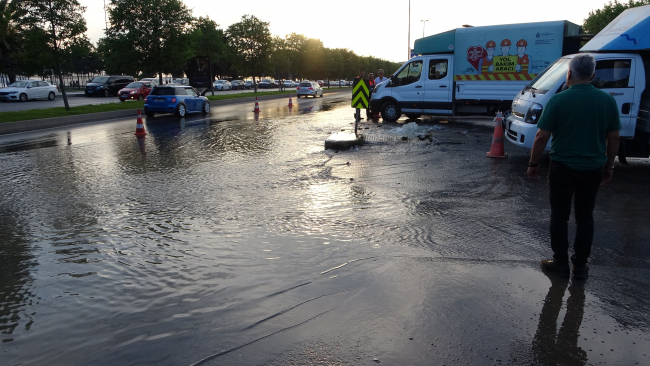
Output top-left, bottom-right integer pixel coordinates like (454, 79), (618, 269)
(581, 5), (650, 51)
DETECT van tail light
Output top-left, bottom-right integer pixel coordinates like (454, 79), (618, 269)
(171, 97), (177, 103)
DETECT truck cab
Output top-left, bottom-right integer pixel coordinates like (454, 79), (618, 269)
(505, 5), (650, 159)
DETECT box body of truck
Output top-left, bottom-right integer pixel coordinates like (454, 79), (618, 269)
(370, 21), (583, 121)
(505, 5), (650, 158)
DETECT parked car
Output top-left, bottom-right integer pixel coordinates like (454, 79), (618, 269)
(296, 81), (323, 98)
(230, 80), (245, 90)
(244, 80), (254, 89)
(118, 81), (156, 102)
(172, 78), (189, 85)
(329, 80), (339, 86)
(144, 85), (210, 117)
(213, 80), (232, 91)
(316, 80), (324, 87)
(272, 80), (279, 88)
(283, 80), (295, 87)
(258, 79), (272, 88)
(139, 78), (159, 84)
(0, 80), (58, 102)
(340, 80), (348, 86)
(85, 75), (134, 97)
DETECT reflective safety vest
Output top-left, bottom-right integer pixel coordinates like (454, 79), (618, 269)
(517, 55), (529, 73)
(368, 79), (376, 88)
(481, 57), (493, 73)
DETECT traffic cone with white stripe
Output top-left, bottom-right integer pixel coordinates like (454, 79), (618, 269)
(486, 112), (507, 158)
(134, 109), (146, 136)
(288, 94), (293, 108)
(253, 97), (261, 113)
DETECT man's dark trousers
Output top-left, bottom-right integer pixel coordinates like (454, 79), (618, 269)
(548, 161), (604, 266)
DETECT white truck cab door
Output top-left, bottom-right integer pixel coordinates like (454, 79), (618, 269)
(390, 59), (424, 113)
(422, 56), (453, 115)
(591, 58), (636, 136)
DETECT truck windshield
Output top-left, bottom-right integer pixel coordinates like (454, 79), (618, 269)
(526, 58), (570, 94)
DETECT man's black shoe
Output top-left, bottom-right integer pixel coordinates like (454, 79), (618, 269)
(541, 259), (570, 277)
(573, 264), (589, 280)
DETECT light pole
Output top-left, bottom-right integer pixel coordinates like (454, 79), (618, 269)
(421, 19), (429, 38)
(407, 0), (410, 60)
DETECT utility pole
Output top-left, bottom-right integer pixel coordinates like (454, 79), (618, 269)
(408, 0), (411, 60)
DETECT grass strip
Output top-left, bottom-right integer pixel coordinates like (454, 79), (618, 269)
(0, 88), (351, 123)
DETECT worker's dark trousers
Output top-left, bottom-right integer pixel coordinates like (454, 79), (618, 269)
(548, 161), (604, 266)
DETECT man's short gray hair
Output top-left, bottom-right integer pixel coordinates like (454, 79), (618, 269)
(570, 54), (596, 81)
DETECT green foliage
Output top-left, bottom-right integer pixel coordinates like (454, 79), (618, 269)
(583, 0), (650, 34)
(226, 15), (272, 78)
(102, 0), (194, 82)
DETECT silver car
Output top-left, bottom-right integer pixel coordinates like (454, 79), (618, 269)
(0, 80), (58, 102)
(296, 81), (323, 98)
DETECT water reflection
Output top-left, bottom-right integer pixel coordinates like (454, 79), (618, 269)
(532, 273), (587, 365)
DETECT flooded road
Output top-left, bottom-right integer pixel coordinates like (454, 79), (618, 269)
(1, 93), (650, 365)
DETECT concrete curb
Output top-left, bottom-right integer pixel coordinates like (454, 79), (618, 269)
(0, 89), (351, 136)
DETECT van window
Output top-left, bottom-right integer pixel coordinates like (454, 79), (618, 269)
(591, 59), (631, 89)
(394, 60), (423, 86)
(429, 60), (448, 80)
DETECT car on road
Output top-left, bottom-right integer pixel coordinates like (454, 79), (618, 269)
(230, 80), (245, 90)
(139, 78), (159, 84)
(85, 75), (134, 97)
(296, 81), (323, 98)
(118, 81), (156, 102)
(283, 80), (295, 88)
(244, 81), (254, 89)
(143, 85), (210, 118)
(0, 80), (58, 102)
(258, 79), (273, 88)
(213, 80), (232, 91)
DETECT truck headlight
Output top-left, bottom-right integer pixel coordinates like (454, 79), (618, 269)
(525, 103), (543, 124)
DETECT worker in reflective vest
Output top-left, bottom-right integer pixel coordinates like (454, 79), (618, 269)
(478, 40), (496, 74)
(515, 39), (530, 74)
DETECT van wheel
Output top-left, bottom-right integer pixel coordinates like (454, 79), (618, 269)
(48, 92), (56, 100)
(202, 102), (210, 114)
(137, 94), (144, 101)
(380, 101), (401, 122)
(103, 90), (109, 97)
(176, 103), (186, 117)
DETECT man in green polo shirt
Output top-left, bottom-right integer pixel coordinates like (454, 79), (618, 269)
(527, 54), (620, 280)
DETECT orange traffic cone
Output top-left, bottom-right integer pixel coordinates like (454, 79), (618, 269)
(134, 109), (146, 136)
(486, 112), (507, 158)
(253, 97), (261, 113)
(288, 94), (293, 108)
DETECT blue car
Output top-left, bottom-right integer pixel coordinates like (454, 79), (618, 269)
(144, 85), (210, 117)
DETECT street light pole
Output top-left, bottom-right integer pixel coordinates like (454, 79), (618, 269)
(408, 0), (410, 59)
(421, 19), (429, 38)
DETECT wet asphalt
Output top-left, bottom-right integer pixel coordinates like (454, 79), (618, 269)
(1, 92), (649, 366)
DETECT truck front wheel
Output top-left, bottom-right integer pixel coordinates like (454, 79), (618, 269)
(381, 101), (401, 122)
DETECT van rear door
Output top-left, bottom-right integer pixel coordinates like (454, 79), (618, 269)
(422, 56), (453, 115)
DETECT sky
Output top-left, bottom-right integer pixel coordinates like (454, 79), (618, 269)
(82, 0), (611, 63)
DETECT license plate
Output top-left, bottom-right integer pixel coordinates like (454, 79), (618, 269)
(154, 98), (165, 103)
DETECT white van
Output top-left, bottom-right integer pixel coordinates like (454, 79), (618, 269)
(506, 5), (650, 160)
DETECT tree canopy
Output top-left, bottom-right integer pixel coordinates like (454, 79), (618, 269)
(583, 0), (650, 34)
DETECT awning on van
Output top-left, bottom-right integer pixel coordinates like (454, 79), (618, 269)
(581, 4), (650, 51)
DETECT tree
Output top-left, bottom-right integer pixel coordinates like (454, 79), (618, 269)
(583, 0), (650, 34)
(227, 15), (272, 92)
(104, 0), (194, 84)
(0, 0), (25, 84)
(18, 0), (87, 109)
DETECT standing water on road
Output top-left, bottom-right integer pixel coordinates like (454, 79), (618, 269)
(2, 95), (650, 366)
